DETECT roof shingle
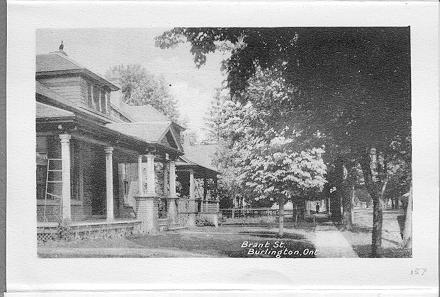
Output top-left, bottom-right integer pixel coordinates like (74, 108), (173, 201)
(119, 104), (170, 122)
(36, 101), (75, 119)
(106, 122), (170, 143)
(36, 52), (83, 72)
(179, 144), (219, 173)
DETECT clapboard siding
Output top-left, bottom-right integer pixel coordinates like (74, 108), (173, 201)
(38, 76), (84, 106)
(79, 77), (89, 105)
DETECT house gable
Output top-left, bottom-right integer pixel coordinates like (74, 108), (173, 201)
(158, 125), (183, 151)
(160, 130), (178, 149)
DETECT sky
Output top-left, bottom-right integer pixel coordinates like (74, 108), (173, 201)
(36, 28), (228, 138)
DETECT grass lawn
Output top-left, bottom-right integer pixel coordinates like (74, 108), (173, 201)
(40, 224), (318, 258)
(38, 211), (410, 258)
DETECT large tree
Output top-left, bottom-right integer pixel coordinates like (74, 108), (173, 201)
(106, 64), (180, 121)
(157, 27), (411, 256)
(208, 76), (327, 236)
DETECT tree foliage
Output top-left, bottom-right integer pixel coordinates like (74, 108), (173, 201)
(159, 27), (412, 255)
(156, 27), (411, 155)
(209, 69), (327, 207)
(105, 64), (180, 121)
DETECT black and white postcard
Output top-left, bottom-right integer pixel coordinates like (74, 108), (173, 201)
(5, 1), (439, 296)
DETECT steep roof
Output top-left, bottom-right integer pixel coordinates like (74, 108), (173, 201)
(36, 51), (83, 72)
(36, 51), (119, 91)
(177, 144), (219, 175)
(106, 122), (171, 143)
(119, 104), (170, 122)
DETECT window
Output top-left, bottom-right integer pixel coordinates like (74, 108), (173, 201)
(100, 89), (107, 114)
(70, 140), (80, 200)
(36, 136), (48, 200)
(93, 85), (100, 110)
(123, 180), (129, 196)
(87, 83), (93, 107)
(88, 83), (110, 114)
(106, 92), (111, 113)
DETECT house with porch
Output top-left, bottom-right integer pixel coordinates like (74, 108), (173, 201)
(36, 45), (219, 241)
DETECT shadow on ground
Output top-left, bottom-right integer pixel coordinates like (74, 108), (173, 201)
(128, 228), (317, 258)
(335, 221), (411, 258)
(238, 230), (306, 240)
(39, 225), (318, 258)
(351, 244), (412, 258)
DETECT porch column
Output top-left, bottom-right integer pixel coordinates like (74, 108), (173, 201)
(203, 176), (207, 213)
(187, 169), (196, 227)
(137, 155), (144, 195)
(214, 176), (219, 212)
(146, 153), (156, 196)
(169, 161), (177, 198)
(167, 160), (178, 225)
(105, 147), (114, 221)
(189, 169), (195, 200)
(134, 153), (158, 234)
(59, 134), (71, 221)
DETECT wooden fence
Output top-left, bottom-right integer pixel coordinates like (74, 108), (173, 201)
(220, 208), (298, 219)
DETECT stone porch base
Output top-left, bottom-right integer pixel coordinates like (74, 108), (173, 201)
(37, 219), (142, 242)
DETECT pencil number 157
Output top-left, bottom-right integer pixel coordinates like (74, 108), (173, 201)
(410, 268), (427, 276)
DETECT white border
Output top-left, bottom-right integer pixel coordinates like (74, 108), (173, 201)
(6, 1), (439, 293)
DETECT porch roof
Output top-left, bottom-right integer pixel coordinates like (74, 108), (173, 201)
(36, 84), (183, 157)
(36, 81), (114, 124)
(176, 144), (220, 177)
(36, 102), (75, 119)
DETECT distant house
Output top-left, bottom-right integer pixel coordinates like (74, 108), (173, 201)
(36, 46), (219, 241)
(176, 143), (220, 222)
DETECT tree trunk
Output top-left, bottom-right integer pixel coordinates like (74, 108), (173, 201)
(335, 156), (352, 228)
(371, 192), (383, 256)
(327, 197), (331, 215)
(279, 196), (284, 237)
(342, 185), (353, 230)
(402, 186), (412, 249)
(294, 204), (298, 225)
(359, 149), (387, 257)
(350, 185), (355, 225)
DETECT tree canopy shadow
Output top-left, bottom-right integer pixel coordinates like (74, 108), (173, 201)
(352, 244), (412, 258)
(238, 230), (306, 240)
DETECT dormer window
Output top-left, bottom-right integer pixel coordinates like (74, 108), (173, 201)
(86, 82), (110, 114)
(100, 89), (107, 114)
(92, 85), (100, 110)
(87, 83), (93, 107)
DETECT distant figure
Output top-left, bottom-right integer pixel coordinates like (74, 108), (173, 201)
(315, 203), (320, 213)
(59, 41), (64, 51)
